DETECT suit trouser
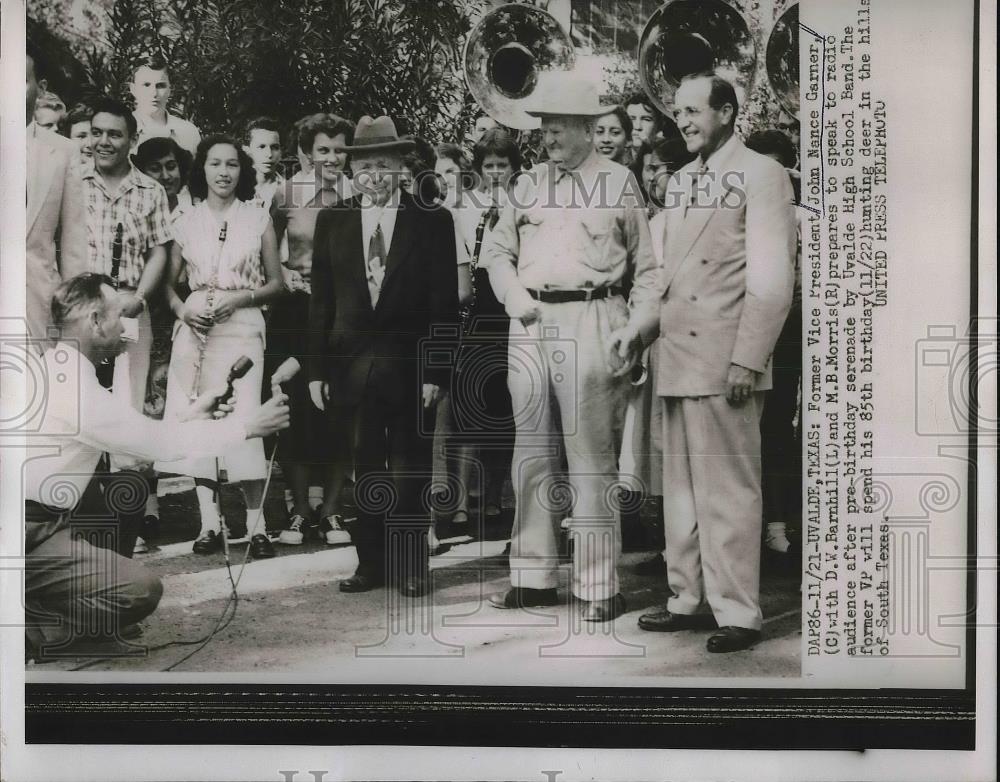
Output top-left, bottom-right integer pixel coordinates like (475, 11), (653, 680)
(347, 384), (434, 581)
(25, 487), (163, 650)
(507, 298), (628, 601)
(661, 392), (765, 630)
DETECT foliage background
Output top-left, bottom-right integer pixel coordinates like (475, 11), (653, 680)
(29, 0), (485, 143)
(28, 0), (794, 148)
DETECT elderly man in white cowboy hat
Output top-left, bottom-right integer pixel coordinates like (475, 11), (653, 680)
(308, 116), (459, 598)
(482, 71), (662, 622)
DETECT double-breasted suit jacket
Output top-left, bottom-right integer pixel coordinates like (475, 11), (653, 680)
(26, 127), (87, 345)
(654, 134), (797, 631)
(656, 137), (797, 397)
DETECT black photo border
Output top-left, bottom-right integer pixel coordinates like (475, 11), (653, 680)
(22, 0), (983, 754)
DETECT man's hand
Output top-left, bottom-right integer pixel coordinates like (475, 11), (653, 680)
(726, 363), (758, 406)
(422, 384), (442, 409)
(607, 324), (642, 378)
(183, 385), (236, 421)
(119, 292), (144, 319)
(504, 288), (541, 325)
(282, 266), (309, 293)
(308, 380), (329, 411)
(245, 393), (291, 439)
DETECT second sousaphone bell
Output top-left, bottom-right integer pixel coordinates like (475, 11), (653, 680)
(464, 3), (576, 130)
(766, 1), (800, 119)
(638, 0), (758, 119)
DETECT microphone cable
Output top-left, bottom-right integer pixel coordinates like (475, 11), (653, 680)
(70, 360), (294, 672)
(70, 438), (281, 672)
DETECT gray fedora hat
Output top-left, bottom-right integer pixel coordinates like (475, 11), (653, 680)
(342, 115), (416, 152)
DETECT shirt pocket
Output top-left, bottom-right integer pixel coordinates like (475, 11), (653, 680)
(578, 210), (618, 272)
(515, 210), (544, 268)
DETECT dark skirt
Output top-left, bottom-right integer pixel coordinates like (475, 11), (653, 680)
(451, 269), (514, 446)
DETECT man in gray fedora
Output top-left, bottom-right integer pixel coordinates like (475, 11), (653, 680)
(482, 72), (662, 622)
(308, 116), (459, 597)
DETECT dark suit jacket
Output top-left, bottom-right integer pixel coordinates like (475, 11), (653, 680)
(308, 190), (459, 408)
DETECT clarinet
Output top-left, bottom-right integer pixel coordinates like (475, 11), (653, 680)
(190, 221), (228, 400)
(96, 223), (124, 389)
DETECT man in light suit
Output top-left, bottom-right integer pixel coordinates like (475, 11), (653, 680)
(638, 73), (796, 653)
(26, 43), (87, 347)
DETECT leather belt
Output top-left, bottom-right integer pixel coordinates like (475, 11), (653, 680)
(525, 286), (624, 304)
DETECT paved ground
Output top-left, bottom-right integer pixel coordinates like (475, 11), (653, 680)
(27, 477), (802, 679)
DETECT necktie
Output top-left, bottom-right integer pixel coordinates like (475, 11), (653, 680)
(685, 164), (709, 218)
(367, 220), (386, 307)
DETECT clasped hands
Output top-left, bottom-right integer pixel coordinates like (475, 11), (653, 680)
(179, 292), (243, 333)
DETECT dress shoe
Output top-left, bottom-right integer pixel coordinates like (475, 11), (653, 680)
(707, 626), (761, 653)
(120, 623), (143, 640)
(489, 587), (559, 609)
(340, 572), (384, 593)
(580, 593), (627, 622)
(637, 607), (717, 632)
(427, 526), (451, 557)
(398, 576), (429, 597)
(249, 533), (275, 559)
(631, 554), (667, 576)
(192, 530), (221, 555)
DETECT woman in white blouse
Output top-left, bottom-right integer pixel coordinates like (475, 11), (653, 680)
(158, 135), (283, 556)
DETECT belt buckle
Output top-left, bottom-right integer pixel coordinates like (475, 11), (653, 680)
(582, 288), (596, 302)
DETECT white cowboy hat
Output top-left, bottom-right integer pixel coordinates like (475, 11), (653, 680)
(524, 71), (615, 118)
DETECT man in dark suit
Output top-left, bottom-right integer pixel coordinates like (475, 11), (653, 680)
(308, 116), (458, 597)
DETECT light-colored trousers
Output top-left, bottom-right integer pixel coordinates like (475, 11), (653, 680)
(507, 298), (629, 601)
(109, 308), (153, 472)
(660, 392), (765, 630)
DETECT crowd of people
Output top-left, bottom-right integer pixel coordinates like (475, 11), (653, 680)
(24, 38), (802, 661)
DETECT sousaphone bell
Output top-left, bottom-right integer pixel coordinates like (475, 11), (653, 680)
(464, 3), (576, 130)
(766, 1), (800, 119)
(638, 0), (758, 119)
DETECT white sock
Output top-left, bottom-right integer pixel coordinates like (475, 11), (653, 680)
(244, 507), (265, 539)
(196, 485), (221, 536)
(308, 485), (324, 510)
(765, 522), (791, 553)
(283, 488), (294, 513)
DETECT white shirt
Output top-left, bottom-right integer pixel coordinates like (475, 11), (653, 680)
(24, 343), (247, 509)
(133, 110), (202, 155)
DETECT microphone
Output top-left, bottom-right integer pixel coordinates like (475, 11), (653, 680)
(270, 357), (301, 386)
(212, 356), (254, 412)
